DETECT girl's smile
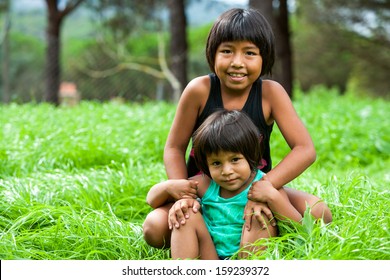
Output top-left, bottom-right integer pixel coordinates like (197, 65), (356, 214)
(228, 73), (247, 82)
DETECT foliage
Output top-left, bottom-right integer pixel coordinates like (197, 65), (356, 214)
(2, 1), (389, 102)
(292, 14), (354, 93)
(86, 0), (162, 42)
(1, 32), (45, 102)
(0, 90), (389, 260)
(294, 0), (390, 98)
(187, 23), (212, 77)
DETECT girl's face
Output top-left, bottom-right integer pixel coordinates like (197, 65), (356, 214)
(214, 40), (263, 93)
(207, 151), (254, 198)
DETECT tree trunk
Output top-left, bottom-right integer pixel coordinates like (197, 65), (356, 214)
(167, 0), (188, 101)
(276, 0), (293, 97)
(44, 11), (61, 104)
(249, 0), (293, 97)
(44, 0), (84, 105)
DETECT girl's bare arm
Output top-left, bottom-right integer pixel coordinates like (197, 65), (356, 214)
(146, 179), (199, 209)
(248, 180), (302, 222)
(262, 80), (316, 189)
(164, 76), (210, 179)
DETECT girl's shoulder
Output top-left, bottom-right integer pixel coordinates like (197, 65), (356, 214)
(261, 79), (287, 98)
(260, 79), (292, 124)
(261, 79), (292, 106)
(262, 79), (301, 127)
(183, 75), (211, 98)
(179, 75), (212, 116)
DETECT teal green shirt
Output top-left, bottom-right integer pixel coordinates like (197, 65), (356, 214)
(201, 170), (264, 257)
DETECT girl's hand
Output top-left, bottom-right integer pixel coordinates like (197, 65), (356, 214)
(247, 175), (276, 203)
(168, 198), (201, 230)
(243, 200), (276, 231)
(166, 179), (199, 200)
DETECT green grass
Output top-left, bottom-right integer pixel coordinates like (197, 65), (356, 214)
(0, 90), (389, 260)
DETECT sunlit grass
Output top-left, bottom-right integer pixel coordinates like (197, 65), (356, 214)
(0, 90), (389, 260)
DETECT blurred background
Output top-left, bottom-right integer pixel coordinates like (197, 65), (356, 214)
(0, 0), (388, 104)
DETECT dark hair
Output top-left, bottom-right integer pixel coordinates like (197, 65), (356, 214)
(206, 8), (275, 77)
(193, 110), (263, 178)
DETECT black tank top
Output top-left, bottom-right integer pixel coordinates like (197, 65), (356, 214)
(187, 73), (274, 177)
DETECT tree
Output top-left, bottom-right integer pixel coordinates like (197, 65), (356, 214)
(249, 0), (293, 97)
(88, 0), (159, 41)
(318, 0), (390, 44)
(295, 0), (390, 97)
(44, 0), (85, 105)
(167, 0), (188, 101)
(90, 0), (188, 101)
(82, 0), (182, 101)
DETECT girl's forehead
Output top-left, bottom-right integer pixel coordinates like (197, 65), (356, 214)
(207, 150), (242, 159)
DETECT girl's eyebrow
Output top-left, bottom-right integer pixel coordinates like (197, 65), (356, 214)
(242, 44), (258, 50)
(219, 42), (258, 49)
(243, 47), (259, 52)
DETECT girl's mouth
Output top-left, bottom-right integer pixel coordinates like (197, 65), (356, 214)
(228, 73), (246, 82)
(229, 73), (246, 77)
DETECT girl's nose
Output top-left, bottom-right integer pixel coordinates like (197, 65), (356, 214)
(221, 164), (233, 175)
(231, 54), (244, 68)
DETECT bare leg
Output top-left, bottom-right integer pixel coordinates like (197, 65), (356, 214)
(239, 213), (278, 258)
(285, 187), (332, 223)
(143, 204), (172, 248)
(171, 211), (218, 260)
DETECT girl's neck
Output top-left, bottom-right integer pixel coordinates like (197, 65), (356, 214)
(220, 86), (252, 111)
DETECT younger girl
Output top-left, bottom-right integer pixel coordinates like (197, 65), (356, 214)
(147, 110), (302, 259)
(143, 8), (332, 248)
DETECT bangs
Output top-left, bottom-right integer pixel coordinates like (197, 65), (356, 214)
(217, 12), (260, 45)
(201, 128), (244, 157)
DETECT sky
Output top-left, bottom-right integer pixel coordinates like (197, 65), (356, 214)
(13, 0), (44, 10)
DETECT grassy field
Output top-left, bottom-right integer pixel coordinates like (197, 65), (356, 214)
(0, 89), (389, 260)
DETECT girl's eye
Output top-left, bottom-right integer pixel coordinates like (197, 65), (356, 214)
(221, 49), (231, 54)
(211, 161), (221, 166)
(246, 51), (257, 56)
(232, 157), (241, 162)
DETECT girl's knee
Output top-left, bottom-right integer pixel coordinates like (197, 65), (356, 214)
(243, 214), (278, 240)
(239, 215), (278, 258)
(285, 187), (332, 223)
(143, 211), (170, 248)
(311, 201), (332, 223)
(172, 210), (203, 231)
